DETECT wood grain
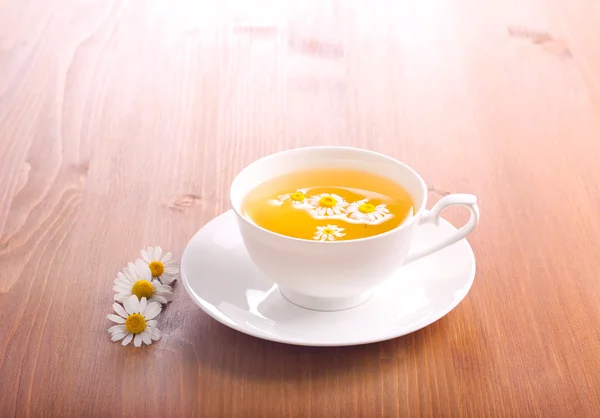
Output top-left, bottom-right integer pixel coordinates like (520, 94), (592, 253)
(1, 0), (600, 416)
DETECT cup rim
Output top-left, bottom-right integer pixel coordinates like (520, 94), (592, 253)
(230, 146), (428, 245)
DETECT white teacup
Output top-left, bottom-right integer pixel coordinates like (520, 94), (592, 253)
(230, 146), (479, 311)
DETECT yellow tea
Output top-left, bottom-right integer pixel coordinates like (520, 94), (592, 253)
(241, 168), (414, 241)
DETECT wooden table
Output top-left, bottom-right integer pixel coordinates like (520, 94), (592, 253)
(2, 0), (600, 416)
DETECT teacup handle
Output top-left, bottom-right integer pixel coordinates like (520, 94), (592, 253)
(403, 194), (479, 265)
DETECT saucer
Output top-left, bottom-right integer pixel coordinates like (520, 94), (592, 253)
(181, 210), (476, 346)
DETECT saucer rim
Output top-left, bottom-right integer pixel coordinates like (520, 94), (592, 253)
(181, 210), (476, 347)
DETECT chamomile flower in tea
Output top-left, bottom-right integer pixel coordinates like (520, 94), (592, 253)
(242, 168), (414, 241)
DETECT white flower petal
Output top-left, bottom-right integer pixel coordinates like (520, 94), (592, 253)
(148, 327), (162, 341)
(114, 293), (128, 303)
(126, 261), (142, 279)
(162, 252), (173, 263)
(163, 266), (179, 274)
(117, 278), (133, 287)
(116, 272), (133, 284)
(111, 331), (128, 342)
(140, 331), (152, 345)
(113, 289), (132, 298)
(154, 246), (163, 260)
(139, 296), (147, 313)
(107, 314), (125, 324)
(122, 333), (133, 346)
(160, 275), (177, 285)
(151, 295), (167, 304)
(113, 281), (132, 290)
(130, 295), (142, 313)
(113, 282), (130, 291)
(113, 303), (129, 318)
(141, 249), (151, 263)
(134, 259), (152, 279)
(113, 282), (131, 290)
(124, 262), (137, 276)
(123, 296), (134, 315)
(134, 334), (143, 347)
(143, 302), (162, 320)
(115, 292), (133, 301)
(147, 320), (158, 328)
(153, 284), (172, 292)
(114, 284), (132, 294)
(108, 324), (127, 334)
(165, 270), (178, 277)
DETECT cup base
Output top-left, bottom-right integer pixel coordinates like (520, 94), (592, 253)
(279, 287), (375, 311)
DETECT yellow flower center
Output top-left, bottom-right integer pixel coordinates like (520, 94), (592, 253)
(322, 228), (334, 235)
(290, 192), (305, 202)
(358, 203), (376, 213)
(319, 196), (337, 208)
(131, 280), (154, 299)
(125, 313), (147, 334)
(148, 261), (164, 277)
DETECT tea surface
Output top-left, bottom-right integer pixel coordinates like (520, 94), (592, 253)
(241, 168), (414, 241)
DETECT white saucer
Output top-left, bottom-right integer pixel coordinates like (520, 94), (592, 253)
(181, 210), (476, 346)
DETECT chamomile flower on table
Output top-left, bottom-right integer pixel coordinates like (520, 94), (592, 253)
(138, 246), (179, 285)
(307, 193), (348, 216)
(113, 262), (173, 305)
(107, 295), (162, 347)
(346, 200), (390, 222)
(314, 224), (346, 241)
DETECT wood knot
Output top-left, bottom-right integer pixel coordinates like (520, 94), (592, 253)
(71, 161), (90, 174)
(507, 26), (571, 58)
(288, 37), (344, 59)
(168, 194), (203, 210)
(508, 26), (553, 44)
(0, 237), (10, 251)
(232, 23), (279, 37)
